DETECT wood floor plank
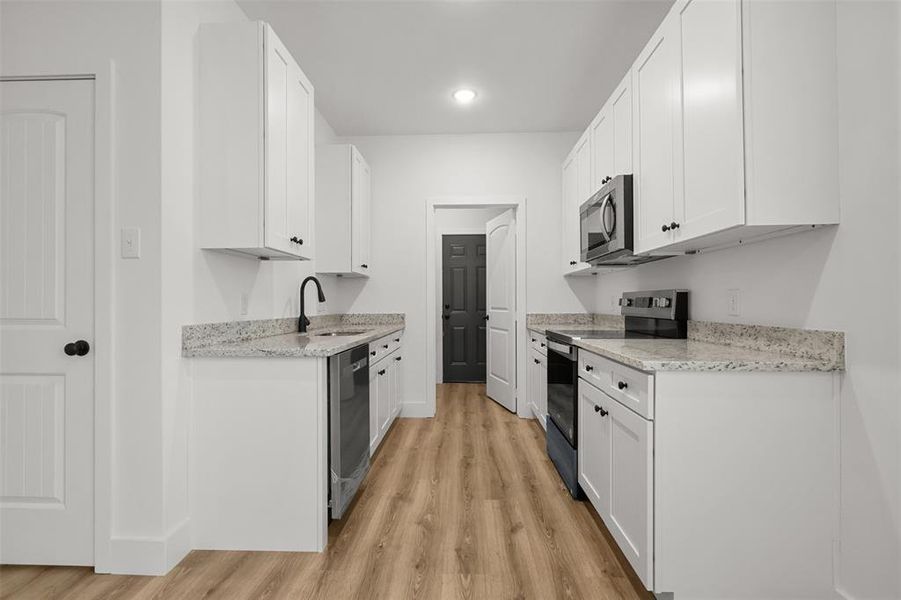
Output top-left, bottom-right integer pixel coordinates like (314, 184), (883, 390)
(1, 384), (647, 600)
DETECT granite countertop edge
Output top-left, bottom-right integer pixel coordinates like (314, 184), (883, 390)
(184, 323), (405, 359)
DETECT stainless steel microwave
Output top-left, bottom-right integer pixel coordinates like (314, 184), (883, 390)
(579, 174), (664, 266)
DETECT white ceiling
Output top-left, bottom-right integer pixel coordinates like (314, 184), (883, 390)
(236, 1), (674, 136)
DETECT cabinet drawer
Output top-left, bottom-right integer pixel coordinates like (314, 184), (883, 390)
(579, 351), (655, 419)
(371, 331), (404, 366)
(528, 332), (547, 356)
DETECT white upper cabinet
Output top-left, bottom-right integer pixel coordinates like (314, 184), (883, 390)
(316, 144), (372, 276)
(198, 22), (315, 260)
(561, 131), (594, 276)
(590, 71), (633, 194)
(632, 0), (839, 254)
(632, 13), (682, 254)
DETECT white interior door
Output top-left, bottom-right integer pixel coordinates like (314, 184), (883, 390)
(485, 209), (516, 412)
(0, 78), (95, 566)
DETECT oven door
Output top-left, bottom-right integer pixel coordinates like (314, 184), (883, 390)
(546, 339), (578, 447)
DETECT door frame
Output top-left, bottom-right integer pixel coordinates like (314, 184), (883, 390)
(436, 228), (488, 384)
(423, 196), (528, 419)
(1, 62), (117, 572)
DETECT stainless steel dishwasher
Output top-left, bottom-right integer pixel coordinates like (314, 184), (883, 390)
(328, 344), (370, 519)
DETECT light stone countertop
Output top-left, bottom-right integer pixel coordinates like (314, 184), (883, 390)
(572, 337), (840, 373)
(183, 324), (405, 358)
(182, 314), (405, 359)
(526, 313), (844, 373)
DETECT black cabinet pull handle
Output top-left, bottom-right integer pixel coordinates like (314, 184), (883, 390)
(670, 222), (680, 229)
(661, 224), (670, 232)
(361, 264), (368, 269)
(395, 356), (402, 361)
(617, 381), (628, 390)
(64, 340), (90, 357)
(585, 365), (594, 372)
(594, 405), (608, 417)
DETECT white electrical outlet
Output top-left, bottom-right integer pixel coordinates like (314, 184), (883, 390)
(727, 288), (741, 317)
(240, 293), (249, 316)
(120, 227), (141, 258)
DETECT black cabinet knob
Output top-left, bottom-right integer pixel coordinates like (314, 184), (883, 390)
(661, 224), (670, 232)
(531, 338), (536, 343)
(361, 264), (368, 269)
(594, 405), (608, 417)
(290, 236), (304, 245)
(569, 260), (577, 266)
(483, 315), (490, 321)
(378, 369), (386, 376)
(370, 350), (376, 356)
(617, 381), (628, 390)
(540, 342), (545, 348)
(382, 344), (389, 349)
(64, 340), (90, 357)
(395, 356), (402, 362)
(585, 365), (594, 372)
(394, 338), (400, 342)
(534, 358), (540, 364)
(670, 222), (680, 229)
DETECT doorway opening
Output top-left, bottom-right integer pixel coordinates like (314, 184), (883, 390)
(424, 197), (527, 419)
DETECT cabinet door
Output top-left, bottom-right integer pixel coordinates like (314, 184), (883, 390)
(369, 364), (380, 454)
(590, 107), (614, 193)
(378, 362), (392, 436)
(538, 354), (548, 428)
(360, 157), (372, 273)
(608, 400), (654, 589)
(561, 154), (579, 272)
(578, 381), (612, 519)
(632, 15), (681, 253)
(264, 27), (314, 259)
(351, 147), (372, 275)
(611, 73), (633, 176)
(674, 0), (744, 243)
(392, 355), (403, 417)
(562, 133), (592, 275)
(529, 353), (542, 420)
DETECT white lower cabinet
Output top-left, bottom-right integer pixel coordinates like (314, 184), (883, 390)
(578, 377), (652, 587)
(529, 348), (548, 429)
(369, 333), (404, 455)
(577, 350), (839, 598)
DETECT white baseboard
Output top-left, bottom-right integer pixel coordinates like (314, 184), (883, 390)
(106, 518), (191, 576)
(400, 402), (434, 418)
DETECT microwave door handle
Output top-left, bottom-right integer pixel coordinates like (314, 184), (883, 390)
(599, 193), (615, 243)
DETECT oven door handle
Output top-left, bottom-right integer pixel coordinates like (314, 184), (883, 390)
(547, 340), (574, 358)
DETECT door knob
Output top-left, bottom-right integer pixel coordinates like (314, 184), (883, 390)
(444, 304), (450, 309)
(443, 314), (450, 320)
(64, 340), (90, 356)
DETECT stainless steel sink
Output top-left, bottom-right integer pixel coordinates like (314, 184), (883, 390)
(310, 330), (367, 337)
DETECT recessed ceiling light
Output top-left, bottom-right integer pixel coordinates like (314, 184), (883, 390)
(453, 89), (477, 104)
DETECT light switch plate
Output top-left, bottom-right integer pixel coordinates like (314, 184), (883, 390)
(121, 227), (141, 259)
(727, 288), (741, 316)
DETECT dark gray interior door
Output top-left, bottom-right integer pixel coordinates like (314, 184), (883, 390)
(442, 234), (487, 382)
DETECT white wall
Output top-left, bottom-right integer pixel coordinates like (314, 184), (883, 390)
(0, 0), (166, 569)
(589, 3), (900, 596)
(324, 132), (589, 415)
(161, 2), (343, 568)
(434, 207), (507, 380)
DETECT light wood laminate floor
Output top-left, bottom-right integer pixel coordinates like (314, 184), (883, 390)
(1, 384), (645, 600)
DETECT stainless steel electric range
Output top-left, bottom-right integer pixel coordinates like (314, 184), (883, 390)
(545, 289), (688, 498)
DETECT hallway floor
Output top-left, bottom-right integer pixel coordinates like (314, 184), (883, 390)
(1, 384), (645, 599)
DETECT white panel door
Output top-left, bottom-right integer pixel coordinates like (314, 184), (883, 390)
(590, 107), (614, 192)
(485, 209), (516, 413)
(578, 381), (612, 521)
(633, 14), (682, 253)
(369, 364), (379, 454)
(0, 79), (95, 565)
(264, 28), (313, 259)
(608, 400), (654, 589)
(674, 0), (745, 243)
